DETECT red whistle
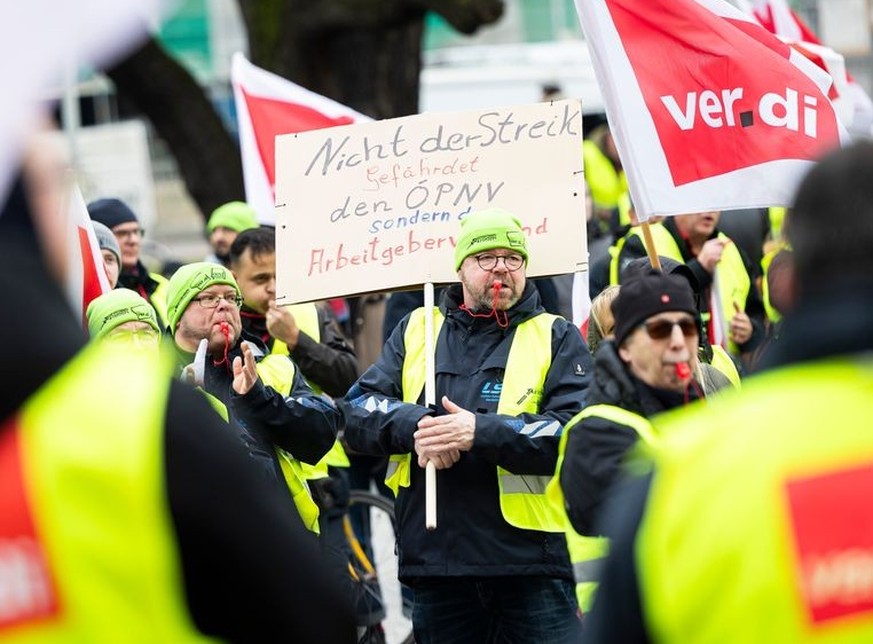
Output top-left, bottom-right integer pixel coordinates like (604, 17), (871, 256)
(675, 362), (692, 380)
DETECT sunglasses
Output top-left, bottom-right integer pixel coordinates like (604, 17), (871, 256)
(643, 317), (698, 340)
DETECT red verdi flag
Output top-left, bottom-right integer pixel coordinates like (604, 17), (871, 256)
(574, 0), (848, 219)
(739, 0), (873, 138)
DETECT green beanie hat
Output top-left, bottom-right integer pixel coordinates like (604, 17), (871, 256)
(166, 262), (240, 331)
(206, 201), (259, 234)
(86, 288), (161, 339)
(453, 208), (529, 271)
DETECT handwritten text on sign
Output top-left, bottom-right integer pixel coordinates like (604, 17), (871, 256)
(275, 99), (587, 303)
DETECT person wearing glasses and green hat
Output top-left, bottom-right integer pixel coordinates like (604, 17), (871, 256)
(341, 208), (594, 643)
(552, 269), (703, 613)
(166, 262), (339, 534)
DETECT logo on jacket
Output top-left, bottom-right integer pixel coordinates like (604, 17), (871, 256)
(480, 381), (502, 403)
(785, 461), (873, 625)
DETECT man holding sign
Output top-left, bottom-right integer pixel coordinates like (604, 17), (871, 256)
(341, 209), (592, 643)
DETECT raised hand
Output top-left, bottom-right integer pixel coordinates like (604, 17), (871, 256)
(232, 341), (259, 395)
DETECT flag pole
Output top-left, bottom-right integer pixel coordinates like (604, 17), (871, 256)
(423, 281), (437, 531)
(641, 221), (662, 271)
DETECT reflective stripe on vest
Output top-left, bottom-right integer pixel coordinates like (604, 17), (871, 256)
(548, 404), (657, 611)
(2, 343), (216, 641)
(637, 358), (873, 642)
(389, 307), (566, 532)
(272, 303), (351, 476)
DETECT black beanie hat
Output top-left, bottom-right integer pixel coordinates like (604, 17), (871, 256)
(87, 198), (139, 231)
(612, 270), (699, 347)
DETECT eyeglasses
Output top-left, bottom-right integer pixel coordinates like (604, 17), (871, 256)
(114, 227), (144, 240)
(193, 292), (243, 309)
(474, 253), (525, 272)
(643, 317), (697, 340)
(105, 328), (160, 347)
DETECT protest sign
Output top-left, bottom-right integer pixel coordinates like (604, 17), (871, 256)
(274, 99), (587, 303)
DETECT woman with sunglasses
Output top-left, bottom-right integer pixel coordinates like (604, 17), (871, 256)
(553, 270), (704, 613)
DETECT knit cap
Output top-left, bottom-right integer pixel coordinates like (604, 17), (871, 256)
(207, 201), (259, 234)
(166, 262), (240, 331)
(91, 220), (121, 265)
(88, 198), (139, 231)
(612, 270), (699, 347)
(453, 208), (528, 271)
(86, 288), (160, 339)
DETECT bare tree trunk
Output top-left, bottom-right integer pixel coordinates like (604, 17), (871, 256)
(108, 0), (504, 221)
(105, 38), (244, 218)
(238, 0), (503, 119)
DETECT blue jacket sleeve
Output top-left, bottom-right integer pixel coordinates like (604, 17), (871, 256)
(229, 365), (339, 465)
(339, 315), (433, 456)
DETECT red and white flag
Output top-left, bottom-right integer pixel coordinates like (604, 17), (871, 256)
(574, 0), (849, 220)
(739, 0), (873, 138)
(231, 53), (371, 225)
(65, 181), (111, 326)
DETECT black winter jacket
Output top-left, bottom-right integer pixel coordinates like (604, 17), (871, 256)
(560, 341), (700, 535)
(340, 283), (593, 583)
(183, 333), (339, 487)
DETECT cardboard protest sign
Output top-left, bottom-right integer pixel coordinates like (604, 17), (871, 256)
(275, 99), (587, 303)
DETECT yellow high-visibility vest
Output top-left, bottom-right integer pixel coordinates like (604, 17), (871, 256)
(150, 272), (170, 328)
(638, 358), (873, 642)
(270, 302), (350, 476)
(548, 404), (658, 610)
(386, 307), (567, 532)
(583, 139), (628, 210)
(0, 342), (216, 642)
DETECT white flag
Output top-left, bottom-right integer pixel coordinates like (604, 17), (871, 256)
(231, 53), (371, 225)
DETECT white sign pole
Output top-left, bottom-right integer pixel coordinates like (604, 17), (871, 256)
(423, 281), (437, 531)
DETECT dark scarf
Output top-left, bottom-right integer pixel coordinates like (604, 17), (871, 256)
(118, 260), (160, 300)
(239, 307), (273, 349)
